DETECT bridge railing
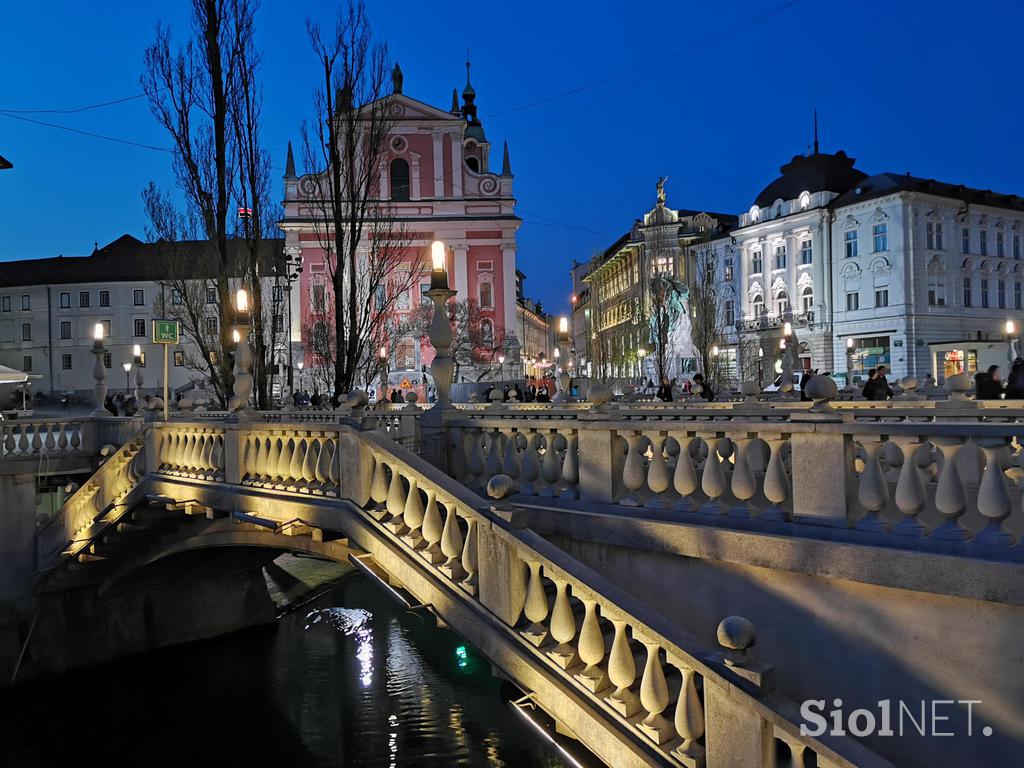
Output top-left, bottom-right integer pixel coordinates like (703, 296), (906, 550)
(0, 415), (141, 463)
(446, 404), (1024, 558)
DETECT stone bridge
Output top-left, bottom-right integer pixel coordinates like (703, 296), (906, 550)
(8, 392), (1024, 767)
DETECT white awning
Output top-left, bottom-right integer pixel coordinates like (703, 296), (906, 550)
(0, 365), (29, 383)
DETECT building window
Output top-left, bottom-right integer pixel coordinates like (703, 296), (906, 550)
(313, 321), (328, 348)
(845, 230), (858, 259)
(99, 290), (110, 307)
(750, 250), (762, 274)
(928, 283), (946, 306)
(846, 291), (859, 311)
(375, 284), (386, 311)
(102, 320), (111, 337)
(79, 291), (90, 308)
(775, 291), (789, 315)
(60, 292), (71, 309)
(272, 285), (283, 303)
(21, 295), (30, 311)
(874, 289), (889, 308)
(751, 294), (764, 316)
(963, 277), (972, 307)
(723, 300), (735, 327)
(174, 351), (184, 367)
(396, 290), (410, 311)
(800, 287), (813, 313)
(800, 239), (812, 265)
(998, 279), (1007, 309)
(479, 280), (493, 308)
(206, 316), (218, 336)
(1, 297), (8, 312)
(133, 289), (144, 306)
(207, 287), (217, 304)
(172, 289), (183, 305)
(1016, 282), (1022, 311)
(981, 278), (990, 308)
(774, 245), (787, 270)
(872, 223), (888, 252)
(103, 352), (112, 369)
(926, 221), (944, 250)
(21, 323), (31, 341)
(962, 227), (970, 254)
(60, 321), (71, 340)
(980, 230), (988, 256)
(273, 314), (284, 333)
(312, 283), (326, 309)
(22, 356), (31, 372)
(390, 158), (410, 201)
(724, 264), (734, 281)
(1014, 234), (1021, 260)
(481, 319), (494, 343)
(134, 319), (146, 337)
(62, 353), (72, 370)
(996, 231), (1005, 258)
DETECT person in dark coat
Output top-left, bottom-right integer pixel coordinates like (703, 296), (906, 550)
(1006, 358), (1024, 398)
(873, 365), (894, 400)
(693, 373), (715, 402)
(656, 376), (673, 402)
(976, 365), (1004, 400)
(861, 369), (878, 400)
(799, 369), (814, 401)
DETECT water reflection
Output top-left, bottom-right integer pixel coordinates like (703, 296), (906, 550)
(306, 606), (376, 687)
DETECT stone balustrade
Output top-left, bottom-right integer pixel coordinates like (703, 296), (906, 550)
(1, 419), (89, 458)
(237, 426), (340, 496)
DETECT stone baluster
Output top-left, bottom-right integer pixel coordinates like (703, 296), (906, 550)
(401, 476), (425, 548)
(975, 439), (1013, 546)
(300, 437), (318, 490)
(30, 426), (42, 453)
(459, 516), (478, 595)
(421, 491), (445, 564)
(540, 432), (562, 497)
(385, 464), (408, 534)
(637, 641), (673, 744)
(57, 424), (70, 451)
(560, 432), (579, 499)
(892, 436), (928, 536)
(314, 437), (333, 494)
(519, 432), (542, 495)
(520, 560), (549, 646)
(439, 503), (467, 580)
(728, 436), (757, 518)
(621, 433), (646, 506)
(369, 453), (389, 515)
(605, 619), (641, 716)
(288, 437), (304, 488)
(932, 438), (969, 541)
(670, 663), (706, 767)
(574, 599), (609, 692)
(759, 436), (791, 522)
(17, 427), (29, 454)
(466, 430), (485, 485)
(484, 430), (503, 481)
(672, 434), (699, 512)
(266, 437), (282, 486)
(547, 579), (578, 668)
(645, 433), (671, 509)
(502, 431), (521, 480)
(699, 436), (728, 514)
(855, 438), (889, 532)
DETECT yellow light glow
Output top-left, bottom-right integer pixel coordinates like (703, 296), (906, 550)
(133, 344), (141, 356)
(236, 288), (248, 313)
(498, 355), (505, 364)
(93, 322), (103, 341)
(1006, 320), (1016, 335)
(846, 338), (854, 349)
(638, 347), (646, 357)
(783, 321), (793, 337)
(379, 345), (387, 359)
(232, 329), (241, 344)
(431, 241), (446, 271)
(554, 348), (560, 359)
(780, 338), (787, 350)
(558, 316), (568, 334)
(712, 345), (719, 356)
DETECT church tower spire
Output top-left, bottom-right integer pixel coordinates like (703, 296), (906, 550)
(501, 141), (512, 176)
(284, 141), (296, 178)
(813, 109), (820, 155)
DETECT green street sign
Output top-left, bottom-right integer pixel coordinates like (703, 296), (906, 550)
(153, 319), (179, 344)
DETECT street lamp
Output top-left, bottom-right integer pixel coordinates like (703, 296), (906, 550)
(1006, 319), (1017, 361)
(91, 322), (107, 416)
(379, 345), (388, 402)
(498, 353), (505, 381)
(427, 240), (457, 408)
(132, 343), (144, 401)
(229, 287), (254, 415)
(297, 360), (304, 392)
(846, 337), (855, 387)
(122, 362), (132, 394)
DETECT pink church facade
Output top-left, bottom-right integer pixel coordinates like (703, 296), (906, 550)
(279, 67), (520, 375)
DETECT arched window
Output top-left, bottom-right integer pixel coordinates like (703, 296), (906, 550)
(479, 279), (493, 308)
(390, 158), (410, 201)
(466, 156), (480, 173)
(775, 290), (789, 315)
(481, 318), (493, 343)
(800, 286), (813, 313)
(751, 294), (764, 316)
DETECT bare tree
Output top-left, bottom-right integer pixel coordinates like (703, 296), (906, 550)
(142, 0), (278, 408)
(687, 239), (727, 392)
(299, 0), (417, 400)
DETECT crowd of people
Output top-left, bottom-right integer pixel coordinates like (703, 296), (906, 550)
(975, 359), (1024, 400)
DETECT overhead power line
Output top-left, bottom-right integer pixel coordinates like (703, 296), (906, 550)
(0, 111), (171, 153)
(0, 90), (159, 114)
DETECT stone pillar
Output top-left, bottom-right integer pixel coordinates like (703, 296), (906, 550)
(451, 133), (463, 198)
(501, 242), (518, 338)
(703, 681), (773, 768)
(223, 425), (242, 485)
(338, 425), (373, 507)
(431, 130), (444, 198)
(476, 515), (528, 627)
(789, 418), (854, 527)
(577, 421), (618, 503)
(453, 244), (469, 303)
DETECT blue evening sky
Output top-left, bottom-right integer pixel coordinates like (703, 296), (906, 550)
(1, 0), (1021, 317)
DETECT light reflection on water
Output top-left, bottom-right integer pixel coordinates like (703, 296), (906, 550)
(2, 576), (569, 768)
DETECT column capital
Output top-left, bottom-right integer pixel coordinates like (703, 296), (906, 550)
(500, 241), (517, 251)
(451, 242), (470, 252)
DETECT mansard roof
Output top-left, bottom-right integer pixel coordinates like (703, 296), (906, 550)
(831, 172), (1024, 214)
(0, 235), (284, 288)
(754, 150), (867, 208)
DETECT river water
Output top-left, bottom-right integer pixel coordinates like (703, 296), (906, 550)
(2, 575), (576, 767)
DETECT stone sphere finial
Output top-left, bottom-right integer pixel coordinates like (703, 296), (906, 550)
(805, 374), (838, 413)
(899, 376), (918, 392)
(488, 388), (504, 403)
(588, 382), (613, 407)
(405, 391), (418, 404)
(346, 389), (369, 409)
(945, 373), (972, 400)
(487, 473), (515, 500)
(740, 381), (759, 398)
(717, 615), (756, 667)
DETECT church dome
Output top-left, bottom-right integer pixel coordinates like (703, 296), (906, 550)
(754, 150), (866, 208)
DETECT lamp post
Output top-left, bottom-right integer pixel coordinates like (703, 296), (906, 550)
(780, 315), (796, 396)
(427, 240), (457, 408)
(379, 345), (388, 403)
(637, 347), (647, 381)
(296, 360), (304, 393)
(497, 353), (505, 381)
(229, 288), (254, 416)
(122, 362), (132, 395)
(91, 322), (107, 416)
(1006, 319), (1017, 362)
(553, 315), (571, 402)
(133, 344), (144, 401)
(846, 337), (855, 388)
